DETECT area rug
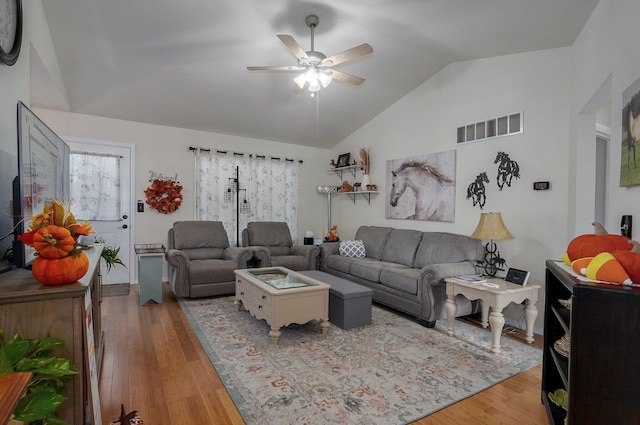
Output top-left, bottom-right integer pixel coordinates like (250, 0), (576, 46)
(179, 296), (541, 425)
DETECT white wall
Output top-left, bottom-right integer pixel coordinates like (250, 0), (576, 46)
(32, 109), (331, 248)
(329, 48), (572, 330)
(0, 1), (61, 263)
(570, 0), (640, 238)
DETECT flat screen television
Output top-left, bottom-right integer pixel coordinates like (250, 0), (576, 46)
(12, 101), (70, 269)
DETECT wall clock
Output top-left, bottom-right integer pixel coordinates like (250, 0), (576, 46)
(0, 0), (22, 66)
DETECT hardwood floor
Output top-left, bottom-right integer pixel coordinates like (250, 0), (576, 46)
(99, 284), (547, 424)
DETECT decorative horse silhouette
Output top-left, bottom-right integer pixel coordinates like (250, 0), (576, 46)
(494, 151), (520, 190)
(389, 160), (454, 221)
(466, 172), (489, 209)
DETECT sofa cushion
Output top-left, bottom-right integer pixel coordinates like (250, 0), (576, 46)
(247, 222), (293, 247)
(183, 247), (225, 260)
(173, 221), (230, 249)
(380, 267), (421, 295)
(355, 226), (393, 260)
(326, 255), (375, 274)
(266, 246), (291, 256)
(414, 232), (480, 269)
(351, 260), (407, 282)
(381, 229), (423, 267)
(189, 259), (236, 284)
(339, 240), (366, 258)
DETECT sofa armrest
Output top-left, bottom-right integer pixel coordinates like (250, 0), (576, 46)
(319, 242), (340, 270)
(165, 249), (191, 297)
(290, 245), (320, 269)
(223, 247), (253, 268)
(418, 261), (477, 324)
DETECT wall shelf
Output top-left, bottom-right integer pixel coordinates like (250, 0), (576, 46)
(335, 190), (378, 204)
(328, 165), (360, 180)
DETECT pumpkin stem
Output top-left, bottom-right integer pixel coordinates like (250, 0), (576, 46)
(592, 221), (608, 235)
(44, 233), (58, 245)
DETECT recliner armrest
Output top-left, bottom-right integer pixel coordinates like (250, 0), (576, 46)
(222, 247), (253, 268)
(165, 249), (190, 297)
(248, 246), (270, 268)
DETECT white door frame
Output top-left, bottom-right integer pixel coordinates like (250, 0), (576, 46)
(64, 136), (136, 286)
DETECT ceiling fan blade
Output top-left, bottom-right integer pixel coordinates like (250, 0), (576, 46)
(247, 65), (305, 71)
(277, 34), (309, 62)
(330, 70), (366, 86)
(323, 43), (373, 67)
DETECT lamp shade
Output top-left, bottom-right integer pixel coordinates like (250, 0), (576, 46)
(470, 212), (514, 240)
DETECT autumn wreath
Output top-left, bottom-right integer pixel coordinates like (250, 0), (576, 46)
(144, 178), (183, 214)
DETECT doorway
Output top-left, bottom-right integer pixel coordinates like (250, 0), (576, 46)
(65, 138), (135, 286)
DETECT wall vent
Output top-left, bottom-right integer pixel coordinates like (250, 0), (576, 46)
(457, 111), (523, 144)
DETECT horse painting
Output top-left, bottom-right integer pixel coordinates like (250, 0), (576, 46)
(494, 151), (520, 190)
(621, 80), (640, 186)
(466, 171), (489, 209)
(388, 159), (455, 221)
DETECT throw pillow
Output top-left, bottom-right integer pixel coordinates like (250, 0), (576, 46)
(339, 240), (366, 258)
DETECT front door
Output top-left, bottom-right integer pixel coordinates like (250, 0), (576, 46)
(65, 138), (135, 285)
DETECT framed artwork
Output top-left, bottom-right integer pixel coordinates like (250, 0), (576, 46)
(621, 76), (640, 187)
(336, 153), (350, 168)
(385, 150), (456, 222)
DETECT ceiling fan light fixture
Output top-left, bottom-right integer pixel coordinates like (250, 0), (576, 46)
(318, 70), (332, 88)
(294, 73), (307, 89)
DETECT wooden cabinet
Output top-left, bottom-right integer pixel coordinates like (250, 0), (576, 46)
(542, 260), (640, 425)
(0, 245), (103, 425)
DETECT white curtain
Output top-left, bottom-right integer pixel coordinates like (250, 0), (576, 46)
(195, 150), (300, 246)
(69, 151), (121, 221)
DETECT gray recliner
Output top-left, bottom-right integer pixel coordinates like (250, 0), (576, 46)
(241, 221), (319, 271)
(166, 221), (252, 298)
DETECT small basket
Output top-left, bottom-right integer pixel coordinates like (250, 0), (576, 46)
(134, 243), (166, 255)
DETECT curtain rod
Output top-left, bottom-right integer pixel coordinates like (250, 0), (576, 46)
(188, 146), (303, 163)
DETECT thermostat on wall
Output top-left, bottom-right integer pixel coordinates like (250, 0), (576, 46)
(533, 181), (550, 190)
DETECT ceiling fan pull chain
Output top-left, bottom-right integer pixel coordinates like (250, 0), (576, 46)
(316, 92), (320, 139)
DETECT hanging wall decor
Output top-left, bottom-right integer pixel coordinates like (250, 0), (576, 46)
(621, 76), (640, 187)
(385, 150), (456, 222)
(145, 177), (183, 214)
(466, 171), (489, 209)
(494, 151), (520, 190)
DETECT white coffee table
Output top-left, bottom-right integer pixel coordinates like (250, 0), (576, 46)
(444, 277), (540, 353)
(234, 267), (330, 344)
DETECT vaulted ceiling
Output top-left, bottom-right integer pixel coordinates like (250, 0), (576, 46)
(33, 0), (600, 149)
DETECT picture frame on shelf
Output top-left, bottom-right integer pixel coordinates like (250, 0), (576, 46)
(336, 153), (350, 168)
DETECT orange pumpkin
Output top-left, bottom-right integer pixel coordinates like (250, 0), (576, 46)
(566, 233), (632, 263)
(31, 251), (89, 285)
(32, 225), (76, 259)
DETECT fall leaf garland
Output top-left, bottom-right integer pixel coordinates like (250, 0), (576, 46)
(144, 178), (183, 214)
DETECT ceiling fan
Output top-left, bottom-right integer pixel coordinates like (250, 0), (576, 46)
(247, 15), (373, 96)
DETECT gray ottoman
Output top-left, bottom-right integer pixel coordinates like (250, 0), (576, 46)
(300, 270), (373, 330)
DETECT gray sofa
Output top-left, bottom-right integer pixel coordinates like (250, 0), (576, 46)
(320, 225), (482, 327)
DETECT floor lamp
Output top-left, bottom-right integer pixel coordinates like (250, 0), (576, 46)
(470, 212), (514, 277)
(225, 166), (250, 247)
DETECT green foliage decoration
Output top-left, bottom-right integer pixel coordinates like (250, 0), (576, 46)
(0, 329), (79, 425)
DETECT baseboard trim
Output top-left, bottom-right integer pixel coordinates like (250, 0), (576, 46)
(103, 283), (130, 297)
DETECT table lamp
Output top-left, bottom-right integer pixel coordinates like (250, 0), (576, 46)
(470, 212), (514, 277)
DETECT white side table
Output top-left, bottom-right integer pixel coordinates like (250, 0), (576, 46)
(444, 277), (540, 353)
